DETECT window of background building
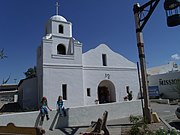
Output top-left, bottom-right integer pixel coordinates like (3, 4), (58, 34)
(62, 84), (67, 100)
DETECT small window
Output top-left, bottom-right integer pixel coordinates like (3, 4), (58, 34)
(87, 88), (91, 97)
(57, 44), (66, 55)
(59, 25), (64, 34)
(102, 54), (107, 66)
(126, 86), (129, 93)
(62, 84), (67, 100)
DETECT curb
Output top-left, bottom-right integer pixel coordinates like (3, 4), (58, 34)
(159, 117), (176, 131)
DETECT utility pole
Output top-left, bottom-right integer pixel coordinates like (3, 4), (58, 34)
(133, 0), (160, 123)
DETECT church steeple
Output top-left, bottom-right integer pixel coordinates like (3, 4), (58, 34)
(45, 0), (72, 38)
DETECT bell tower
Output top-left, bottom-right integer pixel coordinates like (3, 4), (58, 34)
(44, 0), (73, 55)
(36, 0), (83, 109)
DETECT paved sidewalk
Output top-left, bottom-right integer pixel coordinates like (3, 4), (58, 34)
(44, 117), (131, 135)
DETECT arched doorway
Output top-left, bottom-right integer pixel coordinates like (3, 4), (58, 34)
(98, 80), (116, 104)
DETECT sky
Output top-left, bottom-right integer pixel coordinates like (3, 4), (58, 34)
(0, 0), (180, 84)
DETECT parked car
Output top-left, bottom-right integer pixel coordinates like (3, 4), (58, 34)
(175, 107), (180, 119)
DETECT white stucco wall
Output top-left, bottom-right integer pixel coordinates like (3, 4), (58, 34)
(51, 20), (72, 37)
(83, 44), (135, 68)
(40, 43), (139, 109)
(83, 44), (139, 105)
(148, 71), (180, 99)
(38, 16), (84, 109)
(42, 38), (82, 65)
(83, 69), (139, 105)
(40, 39), (83, 109)
(42, 66), (84, 109)
(0, 101), (142, 129)
(46, 15), (72, 37)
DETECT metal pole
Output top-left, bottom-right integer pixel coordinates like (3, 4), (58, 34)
(134, 4), (152, 123)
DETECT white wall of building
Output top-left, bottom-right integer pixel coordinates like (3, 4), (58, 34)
(83, 69), (139, 105)
(83, 44), (136, 67)
(83, 44), (139, 105)
(42, 67), (84, 109)
(0, 101), (142, 129)
(46, 15), (72, 37)
(37, 15), (85, 109)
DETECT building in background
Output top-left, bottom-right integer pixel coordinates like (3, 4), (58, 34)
(148, 62), (180, 99)
(18, 77), (37, 110)
(0, 84), (18, 103)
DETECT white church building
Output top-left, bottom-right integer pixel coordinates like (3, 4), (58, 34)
(18, 13), (140, 110)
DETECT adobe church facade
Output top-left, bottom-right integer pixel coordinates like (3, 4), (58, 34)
(18, 14), (140, 110)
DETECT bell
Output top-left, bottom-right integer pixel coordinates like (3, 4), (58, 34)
(164, 0), (180, 27)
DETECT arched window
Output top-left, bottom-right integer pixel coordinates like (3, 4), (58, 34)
(59, 25), (64, 33)
(57, 44), (66, 55)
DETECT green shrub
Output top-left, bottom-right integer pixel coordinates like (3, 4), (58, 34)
(155, 128), (180, 135)
(129, 115), (151, 135)
(129, 115), (179, 135)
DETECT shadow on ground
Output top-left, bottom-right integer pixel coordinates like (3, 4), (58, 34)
(0, 102), (23, 112)
(169, 121), (180, 130)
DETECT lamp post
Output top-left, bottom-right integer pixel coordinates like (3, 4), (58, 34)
(133, 0), (160, 124)
(133, 0), (180, 124)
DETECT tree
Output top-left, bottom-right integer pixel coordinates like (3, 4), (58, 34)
(2, 75), (11, 84)
(0, 49), (9, 84)
(0, 49), (7, 60)
(24, 66), (36, 78)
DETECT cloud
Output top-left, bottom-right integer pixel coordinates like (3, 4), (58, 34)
(171, 53), (180, 60)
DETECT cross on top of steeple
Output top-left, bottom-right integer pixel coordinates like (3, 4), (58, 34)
(56, 0), (60, 15)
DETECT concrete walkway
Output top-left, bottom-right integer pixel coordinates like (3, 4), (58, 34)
(44, 116), (171, 135)
(44, 117), (131, 135)
(45, 126), (122, 135)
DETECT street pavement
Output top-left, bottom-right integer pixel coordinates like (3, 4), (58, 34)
(150, 101), (179, 123)
(44, 101), (179, 135)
